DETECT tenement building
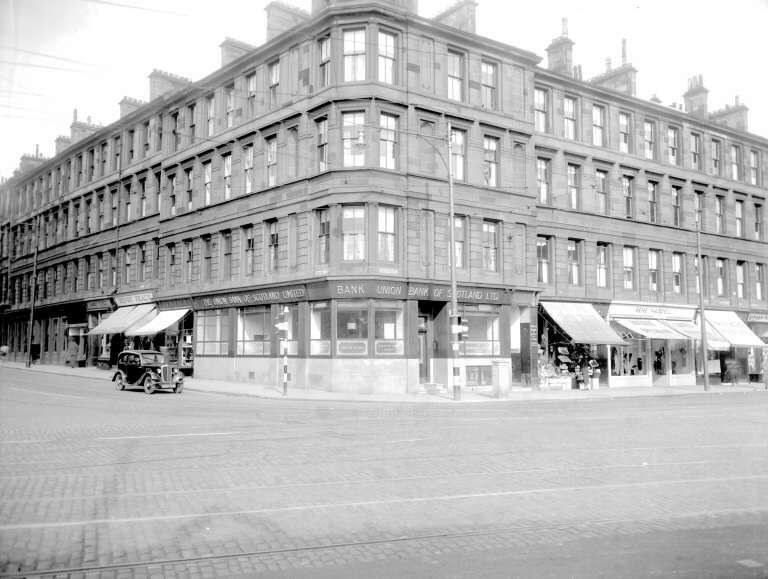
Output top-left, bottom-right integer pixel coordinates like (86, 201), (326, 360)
(0, 0), (766, 393)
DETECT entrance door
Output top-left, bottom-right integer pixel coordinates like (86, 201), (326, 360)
(418, 314), (430, 383)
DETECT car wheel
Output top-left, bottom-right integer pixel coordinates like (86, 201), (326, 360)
(173, 381), (184, 394)
(143, 376), (156, 394)
(115, 375), (125, 391)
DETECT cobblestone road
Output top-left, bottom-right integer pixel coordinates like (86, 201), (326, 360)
(1, 368), (767, 578)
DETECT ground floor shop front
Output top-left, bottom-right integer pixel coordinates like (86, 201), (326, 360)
(189, 280), (537, 394)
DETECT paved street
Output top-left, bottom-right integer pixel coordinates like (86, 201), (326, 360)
(1, 366), (767, 578)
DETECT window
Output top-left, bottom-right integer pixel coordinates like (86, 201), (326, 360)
(756, 203), (763, 240)
(112, 136), (121, 170)
(648, 249), (660, 293)
(648, 181), (658, 224)
(736, 261), (745, 298)
(223, 153), (232, 199)
(243, 226), (255, 276)
(202, 236), (212, 281)
(341, 206), (366, 261)
(264, 137), (277, 188)
(222, 85), (234, 128)
(98, 195), (104, 230)
(536, 236), (550, 284)
(127, 129), (135, 161)
(317, 208), (330, 265)
(592, 105), (605, 147)
(447, 50), (464, 101)
(246, 73), (257, 116)
(622, 176), (634, 219)
(596, 243), (609, 288)
(171, 113), (180, 151)
(672, 252), (683, 294)
(316, 118), (328, 171)
(482, 221), (498, 272)
(124, 183), (132, 222)
(735, 200), (744, 237)
(377, 206), (396, 262)
(564, 96), (577, 140)
(169, 174), (177, 216)
(623, 246), (635, 290)
(715, 258), (726, 296)
(567, 239), (581, 285)
(343, 29), (365, 81)
(711, 139), (722, 175)
(139, 179), (147, 217)
(87, 149), (95, 181)
(206, 94), (215, 136)
(286, 127), (298, 179)
(379, 113), (397, 169)
(185, 167), (193, 211)
(695, 191), (704, 227)
(691, 133), (701, 169)
(184, 240), (193, 282)
(221, 231), (232, 280)
(730, 144), (741, 180)
(196, 309), (231, 356)
(154, 172), (161, 214)
(243, 145), (253, 194)
(318, 37), (330, 88)
(595, 169), (608, 214)
(567, 164), (580, 209)
(715, 195), (724, 234)
(672, 185), (682, 227)
(142, 120), (151, 154)
(749, 150), (760, 185)
(186, 105), (195, 144)
(100, 142), (108, 176)
(337, 300), (368, 355)
(203, 161), (212, 206)
(481, 61), (497, 109)
(267, 220), (279, 271)
(619, 112), (631, 153)
(483, 136), (499, 187)
(453, 216), (465, 268)
(268, 61), (279, 106)
(122, 247), (130, 285)
(378, 30), (395, 84)
(138, 243), (146, 282)
(152, 239), (160, 280)
(374, 302), (404, 355)
(667, 126), (679, 165)
(756, 263), (765, 301)
(310, 301), (331, 355)
(342, 111), (365, 167)
(534, 88), (548, 132)
(450, 127), (466, 181)
(643, 120), (655, 160)
(536, 158), (550, 204)
(237, 306), (272, 355)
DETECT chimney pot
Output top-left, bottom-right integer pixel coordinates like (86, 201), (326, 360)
(621, 39), (627, 65)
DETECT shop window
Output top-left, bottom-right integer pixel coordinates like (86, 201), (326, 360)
(466, 365), (492, 387)
(196, 309), (231, 355)
(670, 340), (690, 374)
(610, 334), (648, 376)
(336, 300), (368, 355)
(310, 301), (332, 355)
(237, 306), (271, 355)
(460, 304), (500, 356)
(374, 301), (403, 355)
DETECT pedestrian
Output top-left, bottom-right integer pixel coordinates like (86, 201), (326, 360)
(0, 344), (8, 364)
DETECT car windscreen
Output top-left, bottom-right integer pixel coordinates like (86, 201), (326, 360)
(140, 353), (164, 365)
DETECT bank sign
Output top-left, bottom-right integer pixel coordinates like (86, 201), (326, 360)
(195, 285), (306, 308)
(320, 281), (507, 303)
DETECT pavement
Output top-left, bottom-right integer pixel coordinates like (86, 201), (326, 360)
(2, 359), (766, 402)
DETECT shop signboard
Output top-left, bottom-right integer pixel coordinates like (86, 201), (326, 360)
(747, 312), (768, 323)
(608, 303), (696, 321)
(337, 340), (367, 355)
(114, 291), (155, 307)
(86, 298), (113, 311)
(375, 340), (404, 355)
(308, 280), (507, 304)
(195, 285), (306, 309)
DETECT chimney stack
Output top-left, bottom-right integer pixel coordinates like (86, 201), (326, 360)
(432, 0), (478, 33)
(590, 41), (636, 96)
(545, 17), (575, 77)
(710, 95), (749, 132)
(220, 37), (255, 67)
(119, 96), (146, 118)
(265, 1), (310, 41)
(148, 69), (191, 101)
(683, 75), (708, 119)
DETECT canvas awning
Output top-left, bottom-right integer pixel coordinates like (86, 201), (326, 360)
(88, 304), (157, 335)
(125, 308), (190, 336)
(540, 302), (625, 345)
(704, 310), (765, 348)
(663, 319), (730, 351)
(612, 318), (685, 340)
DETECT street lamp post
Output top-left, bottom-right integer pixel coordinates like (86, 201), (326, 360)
(446, 121), (460, 401)
(25, 214), (41, 367)
(696, 215), (710, 391)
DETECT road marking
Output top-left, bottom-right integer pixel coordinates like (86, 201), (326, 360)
(2, 474), (767, 531)
(0, 440), (55, 444)
(737, 559), (764, 568)
(6, 387), (84, 399)
(96, 432), (241, 440)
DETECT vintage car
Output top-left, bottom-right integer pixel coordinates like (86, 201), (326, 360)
(113, 350), (184, 394)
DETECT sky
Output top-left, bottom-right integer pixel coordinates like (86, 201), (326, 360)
(1, 0), (767, 179)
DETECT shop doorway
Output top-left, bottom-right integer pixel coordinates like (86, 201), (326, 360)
(417, 302), (443, 384)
